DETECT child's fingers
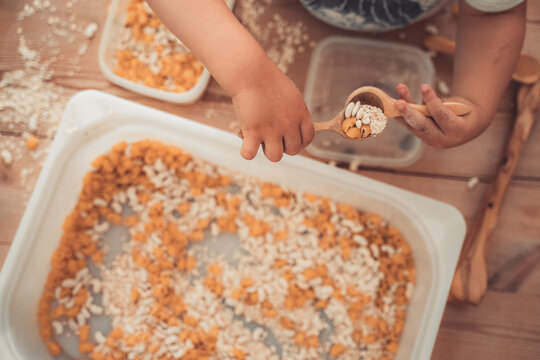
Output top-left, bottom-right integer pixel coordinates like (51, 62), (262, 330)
(395, 100), (442, 142)
(420, 84), (452, 131)
(283, 132), (301, 156)
(396, 84), (415, 103)
(262, 137), (284, 162)
(240, 134), (261, 160)
(300, 119), (315, 148)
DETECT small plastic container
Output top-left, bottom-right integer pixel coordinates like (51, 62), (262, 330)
(0, 91), (464, 360)
(304, 36), (434, 168)
(98, 0), (235, 104)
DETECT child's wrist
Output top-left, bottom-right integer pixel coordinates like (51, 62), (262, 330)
(224, 48), (279, 97)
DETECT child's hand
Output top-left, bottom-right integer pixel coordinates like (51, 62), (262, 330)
(232, 64), (314, 162)
(394, 84), (484, 148)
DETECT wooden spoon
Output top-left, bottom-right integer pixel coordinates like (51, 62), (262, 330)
(450, 79), (540, 304)
(425, 35), (540, 85)
(314, 86), (472, 139)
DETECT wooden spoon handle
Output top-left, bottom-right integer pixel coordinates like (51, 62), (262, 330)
(450, 81), (540, 304)
(424, 35), (456, 55)
(409, 102), (472, 117)
(314, 111), (345, 136)
(314, 120), (335, 131)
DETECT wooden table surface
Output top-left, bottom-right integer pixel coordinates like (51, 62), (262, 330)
(1, 0), (539, 359)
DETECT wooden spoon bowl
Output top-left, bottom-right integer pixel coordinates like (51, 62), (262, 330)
(514, 54), (540, 85)
(314, 86), (472, 139)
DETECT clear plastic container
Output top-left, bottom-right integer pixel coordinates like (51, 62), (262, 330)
(0, 91), (464, 360)
(304, 36), (434, 167)
(98, 0), (235, 104)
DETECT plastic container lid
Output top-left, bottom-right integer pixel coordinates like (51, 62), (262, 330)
(304, 36), (434, 168)
(0, 90), (465, 360)
(98, 0), (235, 104)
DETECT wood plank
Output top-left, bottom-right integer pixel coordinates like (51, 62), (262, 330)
(527, 0), (540, 24)
(0, 136), (52, 244)
(433, 290), (540, 359)
(523, 22), (540, 60)
(0, 182), (26, 245)
(489, 245), (540, 294)
(517, 262), (540, 297)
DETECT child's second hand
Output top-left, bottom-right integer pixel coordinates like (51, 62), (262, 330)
(314, 86), (472, 140)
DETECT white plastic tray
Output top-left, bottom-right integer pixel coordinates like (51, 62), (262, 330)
(98, 0), (235, 104)
(0, 90), (465, 360)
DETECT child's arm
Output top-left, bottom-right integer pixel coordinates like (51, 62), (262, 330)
(146, 0), (314, 161)
(394, 0), (526, 148)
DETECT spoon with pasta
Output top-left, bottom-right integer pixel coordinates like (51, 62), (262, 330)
(314, 86), (472, 140)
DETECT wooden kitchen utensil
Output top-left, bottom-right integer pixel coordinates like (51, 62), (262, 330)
(313, 86), (472, 139)
(424, 35), (540, 85)
(450, 80), (540, 304)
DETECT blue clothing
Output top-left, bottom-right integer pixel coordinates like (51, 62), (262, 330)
(299, 0), (442, 31)
(299, 0), (524, 31)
